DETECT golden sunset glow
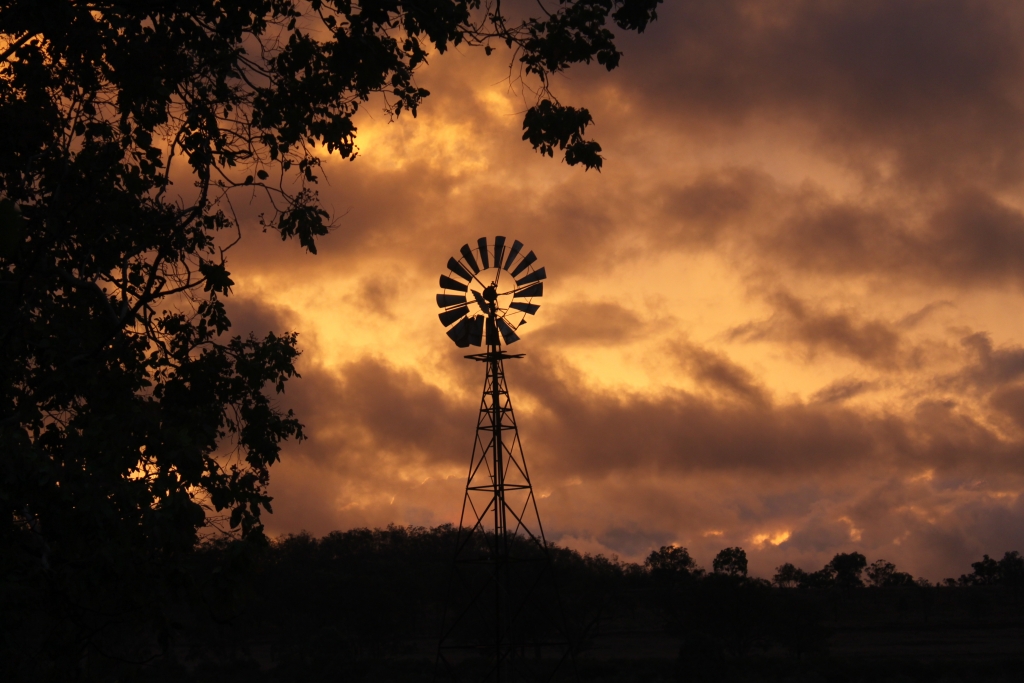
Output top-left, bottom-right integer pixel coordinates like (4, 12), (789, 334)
(220, 2), (1024, 581)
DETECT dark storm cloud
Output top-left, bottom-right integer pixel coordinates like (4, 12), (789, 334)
(810, 378), (876, 405)
(647, 167), (1024, 290)
(602, 0), (1024, 187)
(281, 357), (472, 471)
(266, 345), (1024, 495)
(514, 351), (887, 477)
(658, 168), (768, 248)
(225, 0), (1024, 297)
(673, 341), (768, 406)
(897, 301), (953, 329)
(990, 385), (1024, 432)
(954, 333), (1024, 389)
(919, 190), (1024, 286)
(727, 292), (905, 367)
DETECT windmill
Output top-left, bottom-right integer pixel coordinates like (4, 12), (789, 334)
(434, 238), (574, 682)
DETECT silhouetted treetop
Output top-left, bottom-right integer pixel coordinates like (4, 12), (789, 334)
(866, 559), (915, 588)
(773, 562), (806, 588)
(773, 553), (924, 590)
(713, 546), (749, 577)
(952, 550), (1024, 586)
(645, 545), (703, 581)
(829, 552), (867, 589)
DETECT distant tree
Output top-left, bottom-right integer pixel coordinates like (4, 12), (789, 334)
(773, 562), (807, 588)
(828, 552), (867, 589)
(1000, 551), (1024, 586)
(713, 547), (748, 577)
(957, 551), (1024, 586)
(801, 566), (837, 589)
(866, 559), (916, 588)
(965, 554), (1002, 585)
(646, 545), (703, 580)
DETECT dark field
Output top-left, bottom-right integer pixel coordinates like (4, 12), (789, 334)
(5, 525), (1023, 682)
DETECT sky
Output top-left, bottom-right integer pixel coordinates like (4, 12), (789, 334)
(222, 0), (1024, 581)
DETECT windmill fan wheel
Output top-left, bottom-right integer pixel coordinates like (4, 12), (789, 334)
(436, 237), (545, 348)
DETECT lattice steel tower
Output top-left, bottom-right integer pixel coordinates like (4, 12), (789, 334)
(434, 237), (574, 682)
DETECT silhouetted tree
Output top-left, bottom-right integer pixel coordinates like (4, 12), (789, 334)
(956, 551), (1024, 586)
(802, 567), (835, 588)
(773, 562), (807, 588)
(866, 559), (915, 588)
(645, 545), (703, 581)
(1001, 550), (1024, 586)
(0, 1), (662, 675)
(712, 546), (748, 577)
(775, 553), (867, 590)
(828, 552), (867, 589)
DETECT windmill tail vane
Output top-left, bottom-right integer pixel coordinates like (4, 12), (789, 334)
(434, 238), (576, 682)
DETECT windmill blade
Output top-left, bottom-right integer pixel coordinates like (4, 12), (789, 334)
(485, 316), (499, 346)
(446, 317), (473, 347)
(513, 282), (543, 299)
(496, 317), (520, 345)
(439, 304), (469, 327)
(447, 257), (473, 282)
(460, 244), (480, 273)
(503, 240), (523, 271)
(471, 289), (488, 311)
(509, 302), (540, 315)
(510, 250), (537, 277)
(477, 237), (489, 269)
(514, 266), (546, 287)
(439, 275), (468, 292)
(436, 293), (465, 308)
(468, 315), (484, 346)
(494, 236), (506, 270)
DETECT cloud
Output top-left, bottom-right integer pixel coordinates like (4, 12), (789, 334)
(810, 378), (876, 405)
(727, 292), (906, 368)
(673, 340), (769, 406)
(531, 301), (648, 347)
(954, 333), (1024, 390)
(597, 0), (1024, 187)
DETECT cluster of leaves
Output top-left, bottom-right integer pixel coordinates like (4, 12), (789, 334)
(0, 0), (661, 673)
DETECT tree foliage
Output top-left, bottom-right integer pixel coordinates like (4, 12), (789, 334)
(645, 544), (703, 581)
(713, 546), (748, 577)
(953, 550), (1024, 587)
(0, 0), (661, 673)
